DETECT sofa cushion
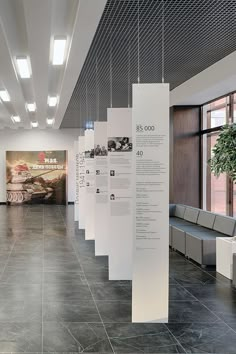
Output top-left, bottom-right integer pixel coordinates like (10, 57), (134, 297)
(169, 204), (176, 217)
(213, 215), (236, 236)
(185, 229), (229, 240)
(184, 207), (199, 223)
(169, 217), (193, 227)
(174, 205), (186, 219)
(197, 210), (216, 229)
(173, 224), (209, 233)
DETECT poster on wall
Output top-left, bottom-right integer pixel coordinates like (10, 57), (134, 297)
(78, 136), (86, 229)
(132, 83), (169, 323)
(107, 108), (133, 280)
(94, 121), (108, 255)
(6, 150), (67, 205)
(85, 129), (95, 240)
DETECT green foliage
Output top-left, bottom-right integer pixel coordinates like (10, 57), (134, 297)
(209, 123), (236, 183)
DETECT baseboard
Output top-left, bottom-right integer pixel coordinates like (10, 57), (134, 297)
(0, 202), (6, 205)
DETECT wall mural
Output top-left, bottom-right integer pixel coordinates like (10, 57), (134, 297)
(6, 151), (67, 205)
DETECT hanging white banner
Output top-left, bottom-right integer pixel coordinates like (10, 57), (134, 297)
(78, 136), (86, 229)
(107, 108), (133, 280)
(74, 140), (79, 221)
(132, 83), (169, 322)
(85, 129), (95, 240)
(94, 122), (109, 255)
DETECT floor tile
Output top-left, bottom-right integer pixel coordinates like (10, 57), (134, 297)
(169, 301), (219, 323)
(169, 284), (196, 301)
(82, 270), (109, 283)
(43, 301), (101, 322)
(203, 300), (236, 324)
(0, 283), (42, 301)
(171, 268), (220, 286)
(43, 322), (112, 352)
(96, 301), (132, 322)
(44, 271), (86, 284)
(1, 270), (42, 284)
(44, 282), (92, 302)
(0, 300), (41, 322)
(0, 322), (42, 352)
(44, 252), (78, 263)
(184, 284), (236, 302)
(105, 323), (185, 353)
(167, 322), (236, 353)
(44, 259), (82, 272)
(90, 282), (132, 301)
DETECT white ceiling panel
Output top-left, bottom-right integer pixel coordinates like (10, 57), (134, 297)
(0, 0), (107, 130)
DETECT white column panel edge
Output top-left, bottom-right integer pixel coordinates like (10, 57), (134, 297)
(78, 136), (86, 229)
(74, 140), (79, 221)
(85, 130), (95, 239)
(132, 83), (169, 322)
(94, 122), (109, 255)
(107, 108), (133, 280)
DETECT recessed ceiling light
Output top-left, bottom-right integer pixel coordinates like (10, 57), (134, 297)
(16, 57), (31, 79)
(0, 90), (10, 102)
(52, 37), (67, 65)
(48, 96), (58, 107)
(46, 118), (55, 125)
(11, 115), (21, 123)
(31, 121), (38, 128)
(26, 103), (36, 112)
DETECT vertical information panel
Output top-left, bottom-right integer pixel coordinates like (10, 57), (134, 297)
(108, 108), (133, 280)
(94, 122), (109, 255)
(78, 136), (86, 229)
(132, 83), (169, 322)
(85, 129), (95, 240)
(74, 141), (79, 221)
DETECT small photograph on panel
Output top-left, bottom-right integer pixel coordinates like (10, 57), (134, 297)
(86, 182), (90, 187)
(94, 145), (108, 156)
(108, 137), (132, 152)
(85, 149), (94, 158)
(110, 193), (115, 200)
(86, 170), (90, 174)
(96, 188), (100, 194)
(110, 170), (115, 177)
(96, 170), (100, 175)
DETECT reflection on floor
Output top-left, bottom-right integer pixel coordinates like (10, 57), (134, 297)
(0, 205), (236, 353)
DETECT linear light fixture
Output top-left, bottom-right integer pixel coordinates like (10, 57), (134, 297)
(16, 57), (31, 78)
(46, 118), (55, 125)
(11, 115), (21, 123)
(26, 103), (36, 112)
(52, 37), (67, 65)
(0, 90), (10, 102)
(48, 96), (58, 107)
(31, 121), (38, 128)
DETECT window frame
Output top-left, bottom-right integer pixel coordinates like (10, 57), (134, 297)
(201, 91), (235, 216)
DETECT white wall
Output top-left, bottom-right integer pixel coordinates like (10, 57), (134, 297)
(170, 50), (236, 106)
(0, 128), (82, 203)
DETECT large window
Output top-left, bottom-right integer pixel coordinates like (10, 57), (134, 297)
(202, 93), (235, 216)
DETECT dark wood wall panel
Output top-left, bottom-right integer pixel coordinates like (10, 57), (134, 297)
(170, 106), (201, 208)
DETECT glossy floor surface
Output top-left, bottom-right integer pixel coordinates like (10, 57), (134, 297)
(0, 205), (236, 353)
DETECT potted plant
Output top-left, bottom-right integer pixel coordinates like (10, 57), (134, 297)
(209, 123), (236, 183)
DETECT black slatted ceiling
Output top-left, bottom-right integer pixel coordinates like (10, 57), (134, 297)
(61, 0), (236, 128)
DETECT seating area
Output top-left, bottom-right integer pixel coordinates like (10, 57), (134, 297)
(169, 204), (236, 267)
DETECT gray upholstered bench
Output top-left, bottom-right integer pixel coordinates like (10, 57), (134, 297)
(169, 204), (236, 266)
(186, 215), (236, 266)
(233, 254), (236, 287)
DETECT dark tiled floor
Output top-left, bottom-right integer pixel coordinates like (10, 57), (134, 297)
(0, 205), (236, 353)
